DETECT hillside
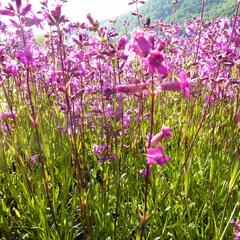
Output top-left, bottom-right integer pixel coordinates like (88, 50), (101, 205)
(105, 0), (238, 30)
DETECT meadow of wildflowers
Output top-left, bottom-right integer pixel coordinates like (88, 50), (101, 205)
(0, 0), (239, 239)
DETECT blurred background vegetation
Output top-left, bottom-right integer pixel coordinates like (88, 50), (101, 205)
(105, 0), (238, 31)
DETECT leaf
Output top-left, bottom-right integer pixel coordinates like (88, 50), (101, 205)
(13, 207), (21, 218)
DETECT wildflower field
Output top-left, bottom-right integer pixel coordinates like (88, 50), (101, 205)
(0, 0), (239, 239)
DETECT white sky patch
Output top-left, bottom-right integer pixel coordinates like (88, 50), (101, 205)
(31, 0), (136, 22)
(1, 0), (148, 35)
(67, 0), (135, 22)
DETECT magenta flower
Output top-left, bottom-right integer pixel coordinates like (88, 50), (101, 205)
(150, 125), (172, 147)
(160, 71), (190, 99)
(86, 13), (99, 31)
(205, 95), (215, 105)
(29, 155), (38, 165)
(126, 31), (153, 57)
(45, 4), (66, 26)
(1, 124), (10, 133)
(24, 15), (43, 28)
(21, 4), (32, 16)
(93, 144), (101, 155)
(117, 37), (128, 51)
(87, 13), (95, 25)
(146, 146), (170, 166)
(234, 114), (240, 122)
(0, 111), (16, 121)
(93, 144), (115, 163)
(160, 81), (182, 92)
(144, 50), (168, 76)
(0, 9), (15, 16)
(231, 219), (240, 240)
(115, 83), (148, 94)
(17, 45), (39, 66)
(179, 71), (190, 98)
(4, 60), (19, 77)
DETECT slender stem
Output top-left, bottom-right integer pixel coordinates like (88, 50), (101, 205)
(18, 21), (61, 238)
(113, 60), (122, 239)
(228, 2), (240, 47)
(1, 81), (17, 126)
(194, 0), (205, 64)
(135, 1), (141, 27)
(141, 75), (155, 239)
(172, 2), (176, 24)
(183, 57), (222, 170)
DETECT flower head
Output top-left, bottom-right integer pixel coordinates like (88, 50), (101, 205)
(234, 114), (240, 122)
(160, 70), (190, 99)
(179, 71), (190, 98)
(17, 44), (39, 66)
(115, 83), (148, 95)
(231, 219), (240, 240)
(126, 30), (153, 57)
(4, 60), (19, 76)
(117, 37), (128, 51)
(93, 144), (116, 163)
(144, 50), (168, 76)
(29, 155), (38, 165)
(150, 125), (172, 147)
(146, 146), (170, 166)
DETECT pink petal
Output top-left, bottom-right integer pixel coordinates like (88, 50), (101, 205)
(157, 64), (168, 77)
(147, 157), (156, 165)
(161, 81), (181, 91)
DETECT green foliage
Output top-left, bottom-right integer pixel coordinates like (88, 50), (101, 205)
(0, 85), (239, 239)
(107, 0), (238, 31)
(35, 34), (45, 47)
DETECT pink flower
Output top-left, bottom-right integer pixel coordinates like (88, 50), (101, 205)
(24, 15), (43, 28)
(126, 31), (153, 57)
(160, 71), (190, 99)
(234, 114), (240, 122)
(231, 219), (240, 240)
(146, 146), (170, 166)
(4, 60), (19, 77)
(1, 124), (10, 133)
(17, 44), (39, 66)
(0, 111), (16, 121)
(144, 50), (168, 76)
(115, 83), (148, 94)
(29, 155), (37, 165)
(117, 37), (128, 51)
(179, 71), (190, 98)
(0, 9), (15, 16)
(205, 96), (215, 105)
(160, 81), (181, 91)
(150, 125), (172, 147)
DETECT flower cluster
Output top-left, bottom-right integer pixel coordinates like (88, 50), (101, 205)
(93, 144), (116, 163)
(147, 125), (172, 166)
(126, 30), (168, 76)
(146, 146), (170, 166)
(231, 219), (240, 240)
(159, 71), (191, 99)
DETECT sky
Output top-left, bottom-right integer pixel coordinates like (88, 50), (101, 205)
(32, 0), (136, 22)
(0, 0), (143, 35)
